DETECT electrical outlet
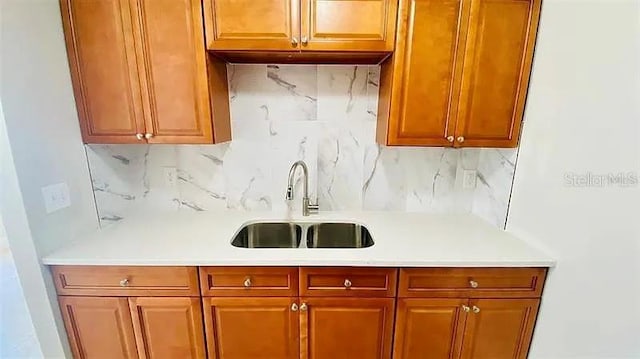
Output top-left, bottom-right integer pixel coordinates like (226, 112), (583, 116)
(41, 183), (71, 213)
(462, 170), (477, 189)
(164, 167), (177, 187)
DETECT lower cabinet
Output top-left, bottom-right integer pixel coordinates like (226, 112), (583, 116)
(128, 297), (206, 359)
(300, 297), (395, 359)
(60, 296), (206, 359)
(393, 298), (468, 359)
(394, 298), (541, 359)
(459, 299), (540, 359)
(52, 266), (546, 359)
(59, 296), (139, 359)
(202, 297), (299, 359)
(202, 297), (394, 359)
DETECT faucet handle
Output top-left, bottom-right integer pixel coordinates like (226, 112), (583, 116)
(308, 202), (319, 214)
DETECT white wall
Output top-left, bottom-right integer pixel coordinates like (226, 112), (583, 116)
(1, 0), (100, 357)
(508, 0), (640, 358)
(0, 216), (43, 358)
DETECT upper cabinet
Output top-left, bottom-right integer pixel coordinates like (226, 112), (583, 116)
(204, 0), (398, 53)
(203, 0), (299, 51)
(60, 0), (231, 144)
(377, 0), (542, 148)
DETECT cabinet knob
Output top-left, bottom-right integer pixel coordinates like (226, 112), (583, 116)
(462, 305), (470, 313)
(457, 136), (465, 143)
(144, 133), (153, 140)
(291, 303), (298, 312)
(344, 279), (352, 288)
(119, 278), (129, 287)
(136, 133), (144, 141)
(300, 303), (308, 311)
(301, 36), (308, 46)
(243, 277), (252, 287)
(469, 280), (479, 288)
(446, 136), (454, 143)
(472, 306), (480, 314)
(291, 37), (298, 46)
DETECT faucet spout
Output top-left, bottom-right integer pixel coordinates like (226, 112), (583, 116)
(285, 161), (318, 216)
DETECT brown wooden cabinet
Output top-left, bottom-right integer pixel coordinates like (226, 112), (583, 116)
(393, 268), (545, 359)
(59, 296), (139, 359)
(204, 0), (397, 53)
(53, 265), (546, 359)
(60, 0), (230, 144)
(54, 266), (205, 359)
(129, 297), (206, 359)
(300, 297), (395, 359)
(203, 297), (299, 359)
(393, 298), (467, 359)
(377, 0), (542, 147)
(203, 0), (298, 51)
(199, 267), (395, 359)
(460, 299), (540, 359)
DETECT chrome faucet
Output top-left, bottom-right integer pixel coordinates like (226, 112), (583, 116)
(286, 161), (318, 216)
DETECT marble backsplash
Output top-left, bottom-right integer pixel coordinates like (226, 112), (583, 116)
(86, 64), (518, 228)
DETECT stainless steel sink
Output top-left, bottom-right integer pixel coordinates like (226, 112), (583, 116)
(306, 223), (374, 248)
(231, 222), (302, 248)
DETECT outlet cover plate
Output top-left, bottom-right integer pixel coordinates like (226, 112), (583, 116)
(41, 183), (71, 213)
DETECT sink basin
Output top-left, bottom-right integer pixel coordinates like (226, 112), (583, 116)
(231, 222), (302, 248)
(307, 223), (374, 248)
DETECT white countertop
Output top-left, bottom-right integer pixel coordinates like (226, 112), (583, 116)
(41, 210), (555, 267)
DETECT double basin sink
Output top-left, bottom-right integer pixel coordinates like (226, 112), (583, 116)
(231, 222), (374, 249)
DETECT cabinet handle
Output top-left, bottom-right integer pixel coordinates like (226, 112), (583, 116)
(446, 136), (454, 143)
(291, 37), (299, 46)
(291, 303), (298, 312)
(472, 306), (480, 314)
(136, 133), (144, 141)
(301, 36), (308, 46)
(344, 279), (352, 288)
(243, 277), (252, 287)
(144, 133), (153, 140)
(119, 278), (129, 287)
(457, 136), (465, 143)
(462, 305), (470, 313)
(300, 303), (308, 311)
(469, 280), (479, 288)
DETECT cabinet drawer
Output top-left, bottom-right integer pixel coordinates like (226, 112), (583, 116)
(300, 267), (397, 297)
(200, 267), (298, 297)
(398, 268), (547, 298)
(51, 266), (199, 296)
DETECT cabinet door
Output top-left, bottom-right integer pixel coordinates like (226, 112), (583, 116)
(130, 0), (213, 143)
(203, 297), (299, 359)
(300, 0), (398, 52)
(460, 299), (540, 359)
(381, 0), (471, 146)
(300, 297), (394, 359)
(60, 0), (146, 144)
(203, 0), (299, 51)
(128, 297), (206, 359)
(393, 299), (467, 359)
(58, 296), (138, 359)
(453, 0), (542, 147)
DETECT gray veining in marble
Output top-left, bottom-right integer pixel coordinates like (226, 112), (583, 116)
(86, 64), (519, 229)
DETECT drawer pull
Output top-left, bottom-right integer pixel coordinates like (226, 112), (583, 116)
(344, 279), (352, 288)
(472, 306), (480, 314)
(300, 303), (308, 311)
(243, 277), (252, 287)
(469, 280), (479, 288)
(119, 278), (129, 287)
(291, 303), (298, 312)
(462, 305), (470, 313)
